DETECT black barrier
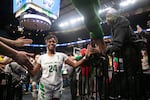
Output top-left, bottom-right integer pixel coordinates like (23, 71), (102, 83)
(142, 71), (150, 99)
(109, 53), (125, 99)
(109, 51), (144, 100)
(0, 72), (23, 100)
(0, 72), (13, 100)
(78, 53), (109, 100)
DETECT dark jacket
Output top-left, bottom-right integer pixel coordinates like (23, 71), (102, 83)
(110, 16), (136, 50)
(5, 62), (27, 84)
(109, 16), (142, 74)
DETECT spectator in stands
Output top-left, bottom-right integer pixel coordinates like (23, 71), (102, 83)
(0, 56), (12, 65)
(141, 49), (150, 70)
(137, 20), (150, 65)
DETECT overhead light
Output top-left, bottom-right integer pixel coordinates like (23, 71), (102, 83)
(98, 7), (111, 14)
(59, 22), (69, 27)
(77, 17), (84, 21)
(120, 0), (136, 7)
(17, 26), (24, 32)
(59, 16), (84, 28)
(70, 19), (77, 24)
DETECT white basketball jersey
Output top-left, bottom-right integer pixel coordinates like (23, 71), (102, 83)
(37, 52), (68, 85)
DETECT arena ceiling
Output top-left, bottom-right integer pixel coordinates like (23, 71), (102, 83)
(0, 0), (150, 53)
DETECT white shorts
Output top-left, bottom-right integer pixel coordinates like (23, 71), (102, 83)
(38, 81), (63, 100)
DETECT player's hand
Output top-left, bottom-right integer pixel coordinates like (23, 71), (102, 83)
(85, 44), (91, 57)
(85, 44), (100, 57)
(136, 25), (143, 33)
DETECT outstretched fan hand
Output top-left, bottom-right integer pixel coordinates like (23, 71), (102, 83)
(14, 36), (33, 47)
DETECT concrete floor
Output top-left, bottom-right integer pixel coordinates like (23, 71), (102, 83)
(23, 86), (74, 100)
(22, 86), (100, 100)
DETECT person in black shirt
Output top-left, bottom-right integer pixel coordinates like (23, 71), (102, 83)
(106, 8), (143, 100)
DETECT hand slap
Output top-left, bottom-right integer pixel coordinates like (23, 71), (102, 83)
(13, 51), (34, 70)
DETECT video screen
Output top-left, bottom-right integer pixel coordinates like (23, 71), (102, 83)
(13, 0), (26, 13)
(13, 0), (61, 17)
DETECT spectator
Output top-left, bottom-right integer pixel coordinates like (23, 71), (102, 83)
(5, 61), (27, 100)
(137, 20), (150, 65)
(106, 8), (142, 99)
(0, 36), (33, 47)
(141, 49), (150, 70)
(0, 36), (33, 70)
(0, 56), (13, 65)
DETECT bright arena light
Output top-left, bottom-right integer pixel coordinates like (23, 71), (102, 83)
(59, 22), (69, 27)
(59, 16), (84, 28)
(98, 7), (111, 14)
(120, 0), (136, 7)
(80, 16), (84, 21)
(70, 19), (78, 24)
(59, 6), (113, 28)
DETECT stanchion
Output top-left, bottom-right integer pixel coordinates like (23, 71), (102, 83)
(88, 53), (109, 100)
(0, 72), (13, 100)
